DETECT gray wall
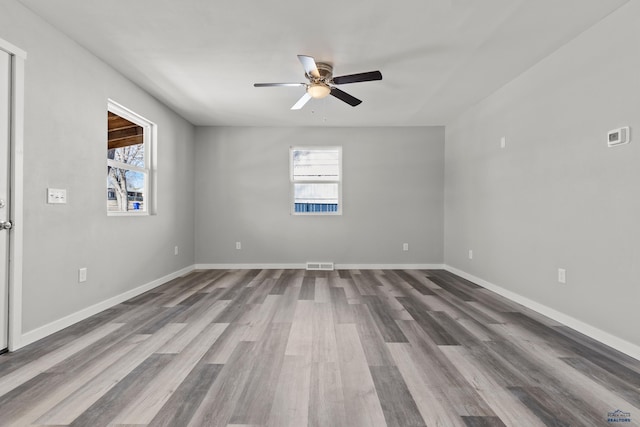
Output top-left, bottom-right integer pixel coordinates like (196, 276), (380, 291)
(1, 0), (196, 333)
(444, 1), (640, 346)
(195, 126), (444, 266)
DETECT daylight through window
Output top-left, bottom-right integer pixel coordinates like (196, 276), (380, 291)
(290, 147), (342, 215)
(107, 101), (153, 214)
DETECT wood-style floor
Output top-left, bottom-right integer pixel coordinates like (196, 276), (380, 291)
(0, 269), (639, 426)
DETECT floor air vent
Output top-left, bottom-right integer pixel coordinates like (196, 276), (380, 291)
(306, 262), (334, 271)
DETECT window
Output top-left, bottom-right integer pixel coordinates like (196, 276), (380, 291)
(290, 146), (342, 215)
(107, 100), (155, 215)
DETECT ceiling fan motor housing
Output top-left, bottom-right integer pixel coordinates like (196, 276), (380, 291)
(312, 62), (333, 83)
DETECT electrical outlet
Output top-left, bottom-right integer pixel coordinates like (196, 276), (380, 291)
(403, 243), (409, 251)
(79, 268), (87, 283)
(500, 136), (506, 148)
(174, 246), (179, 255)
(236, 241), (242, 250)
(558, 268), (566, 284)
(468, 250), (473, 260)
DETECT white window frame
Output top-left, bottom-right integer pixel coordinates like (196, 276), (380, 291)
(107, 99), (156, 216)
(290, 146), (342, 216)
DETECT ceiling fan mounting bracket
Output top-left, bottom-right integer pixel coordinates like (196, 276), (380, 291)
(307, 62), (333, 84)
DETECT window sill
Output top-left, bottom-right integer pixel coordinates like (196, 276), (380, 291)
(107, 211), (149, 217)
(291, 212), (342, 216)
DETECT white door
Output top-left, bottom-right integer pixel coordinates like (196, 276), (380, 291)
(0, 50), (11, 351)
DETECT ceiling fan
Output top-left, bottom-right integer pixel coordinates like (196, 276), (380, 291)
(254, 55), (382, 110)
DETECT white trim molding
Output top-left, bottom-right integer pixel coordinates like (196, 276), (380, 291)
(17, 265), (195, 350)
(0, 38), (27, 59)
(196, 263), (445, 270)
(3, 39), (26, 352)
(445, 265), (640, 362)
(196, 263), (306, 270)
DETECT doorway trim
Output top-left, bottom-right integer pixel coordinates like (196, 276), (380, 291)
(0, 38), (26, 351)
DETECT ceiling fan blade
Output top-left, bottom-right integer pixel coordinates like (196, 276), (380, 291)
(254, 83), (306, 87)
(330, 87), (362, 107)
(291, 92), (312, 110)
(297, 55), (320, 78)
(333, 71), (382, 85)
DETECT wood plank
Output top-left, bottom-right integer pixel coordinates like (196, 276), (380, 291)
(269, 270), (297, 295)
(187, 341), (257, 427)
(158, 301), (229, 354)
(35, 323), (185, 425)
(361, 295), (409, 343)
(335, 323), (387, 427)
(228, 322), (292, 425)
(506, 386), (576, 427)
(461, 416), (506, 427)
(482, 339), (631, 426)
(428, 275), (476, 301)
(203, 322), (250, 364)
(308, 361), (347, 427)
(214, 287), (256, 323)
(395, 320), (497, 416)
(396, 297), (459, 345)
(246, 277), (277, 304)
(391, 270), (436, 295)
(299, 276), (316, 300)
(560, 356), (640, 408)
(352, 303), (395, 367)
(271, 282), (302, 323)
(330, 287), (355, 323)
(0, 335), (146, 426)
(137, 306), (188, 334)
(352, 272), (379, 296)
(266, 355), (311, 427)
(69, 353), (174, 426)
(314, 277), (331, 303)
(285, 300), (314, 359)
(0, 323), (124, 398)
(114, 323), (229, 424)
(241, 294), (280, 342)
(387, 343), (467, 427)
(337, 270), (352, 279)
(369, 365), (426, 427)
(311, 302), (339, 363)
(439, 345), (546, 427)
(148, 364), (223, 427)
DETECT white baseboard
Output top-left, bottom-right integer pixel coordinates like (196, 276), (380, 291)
(195, 263), (305, 270)
(18, 265), (196, 350)
(337, 263), (444, 270)
(445, 265), (640, 362)
(196, 263), (445, 270)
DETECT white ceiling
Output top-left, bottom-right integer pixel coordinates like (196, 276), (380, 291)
(19, 0), (628, 126)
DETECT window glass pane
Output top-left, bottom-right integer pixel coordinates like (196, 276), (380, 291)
(107, 167), (146, 212)
(292, 149), (339, 181)
(108, 144), (144, 167)
(293, 183), (338, 213)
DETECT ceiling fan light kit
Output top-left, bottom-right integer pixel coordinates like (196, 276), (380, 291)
(307, 83), (331, 99)
(254, 54), (382, 110)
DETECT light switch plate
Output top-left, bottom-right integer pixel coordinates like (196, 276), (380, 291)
(47, 188), (67, 204)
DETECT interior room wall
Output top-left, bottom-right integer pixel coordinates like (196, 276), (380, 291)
(444, 1), (640, 348)
(1, 0), (196, 336)
(195, 126), (444, 267)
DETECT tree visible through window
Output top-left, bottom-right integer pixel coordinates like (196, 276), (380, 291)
(107, 101), (153, 214)
(290, 147), (342, 215)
